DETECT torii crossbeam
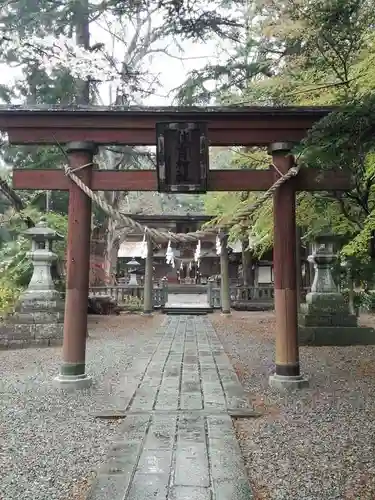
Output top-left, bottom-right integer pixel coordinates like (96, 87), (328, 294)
(0, 105), (352, 391)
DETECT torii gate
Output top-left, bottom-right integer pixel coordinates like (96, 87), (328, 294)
(0, 105), (351, 390)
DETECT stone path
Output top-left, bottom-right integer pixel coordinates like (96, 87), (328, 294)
(88, 315), (253, 500)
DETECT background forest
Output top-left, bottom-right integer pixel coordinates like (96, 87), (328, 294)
(1, 0), (375, 311)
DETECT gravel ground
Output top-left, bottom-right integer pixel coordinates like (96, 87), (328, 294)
(0, 313), (163, 500)
(212, 311), (375, 500)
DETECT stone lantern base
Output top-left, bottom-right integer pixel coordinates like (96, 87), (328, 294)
(298, 292), (375, 346)
(0, 291), (64, 349)
(298, 325), (375, 346)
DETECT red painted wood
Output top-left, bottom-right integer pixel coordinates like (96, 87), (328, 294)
(272, 152), (299, 374)
(62, 147), (94, 368)
(0, 105), (334, 146)
(7, 127), (309, 146)
(273, 155), (297, 290)
(12, 168), (352, 192)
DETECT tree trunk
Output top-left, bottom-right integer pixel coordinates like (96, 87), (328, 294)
(103, 218), (120, 283)
(74, 0), (90, 104)
(241, 241), (253, 286)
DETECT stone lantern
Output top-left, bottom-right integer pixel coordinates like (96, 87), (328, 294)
(307, 233), (339, 294)
(0, 218), (65, 348)
(21, 218), (63, 300)
(298, 232), (374, 346)
(126, 259), (141, 286)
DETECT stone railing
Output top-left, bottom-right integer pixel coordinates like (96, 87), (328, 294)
(207, 283), (275, 309)
(207, 284), (313, 309)
(231, 286), (275, 302)
(89, 285), (168, 308)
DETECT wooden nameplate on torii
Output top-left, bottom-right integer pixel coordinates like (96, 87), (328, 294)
(156, 122), (209, 194)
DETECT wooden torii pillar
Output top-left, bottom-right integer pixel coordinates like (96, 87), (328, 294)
(0, 106), (351, 390)
(55, 142), (97, 389)
(269, 142), (305, 389)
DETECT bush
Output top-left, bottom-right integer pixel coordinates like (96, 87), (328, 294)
(341, 288), (375, 312)
(360, 291), (375, 312)
(123, 295), (143, 311)
(0, 280), (21, 317)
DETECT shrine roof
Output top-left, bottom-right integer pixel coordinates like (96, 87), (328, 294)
(0, 105), (337, 146)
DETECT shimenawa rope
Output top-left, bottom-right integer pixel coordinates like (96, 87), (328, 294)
(63, 162), (301, 243)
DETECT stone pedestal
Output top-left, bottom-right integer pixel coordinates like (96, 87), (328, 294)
(0, 219), (64, 349)
(128, 273), (138, 285)
(143, 235), (153, 315)
(220, 234), (231, 315)
(299, 239), (375, 346)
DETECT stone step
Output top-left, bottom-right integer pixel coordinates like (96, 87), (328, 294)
(166, 284), (208, 294)
(162, 306), (213, 315)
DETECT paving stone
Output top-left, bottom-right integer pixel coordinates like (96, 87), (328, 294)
(206, 415), (235, 435)
(164, 366), (181, 377)
(118, 414), (150, 433)
(154, 391), (179, 410)
(198, 350), (213, 356)
(160, 376), (181, 388)
(111, 385), (140, 409)
(212, 479), (254, 500)
(107, 441), (144, 472)
(182, 364), (199, 373)
(168, 486), (212, 500)
(87, 474), (131, 500)
(219, 371), (241, 384)
(132, 379), (166, 407)
(143, 415), (176, 450)
(137, 449), (173, 474)
(201, 372), (221, 384)
(178, 415), (206, 443)
(209, 443), (248, 481)
(180, 393), (203, 410)
(182, 381), (200, 393)
(175, 443), (209, 487)
(127, 473), (169, 500)
(141, 376), (161, 387)
(184, 355), (198, 363)
(202, 388), (226, 408)
(99, 458), (137, 477)
(130, 394), (157, 411)
(182, 366), (199, 376)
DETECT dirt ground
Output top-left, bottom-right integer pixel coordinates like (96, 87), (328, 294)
(211, 311), (375, 500)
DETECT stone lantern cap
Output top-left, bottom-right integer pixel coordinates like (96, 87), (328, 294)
(23, 218), (63, 242)
(313, 229), (345, 246)
(313, 230), (336, 245)
(126, 259), (141, 267)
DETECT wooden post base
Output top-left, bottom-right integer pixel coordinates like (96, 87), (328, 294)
(54, 373), (93, 390)
(269, 373), (309, 390)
